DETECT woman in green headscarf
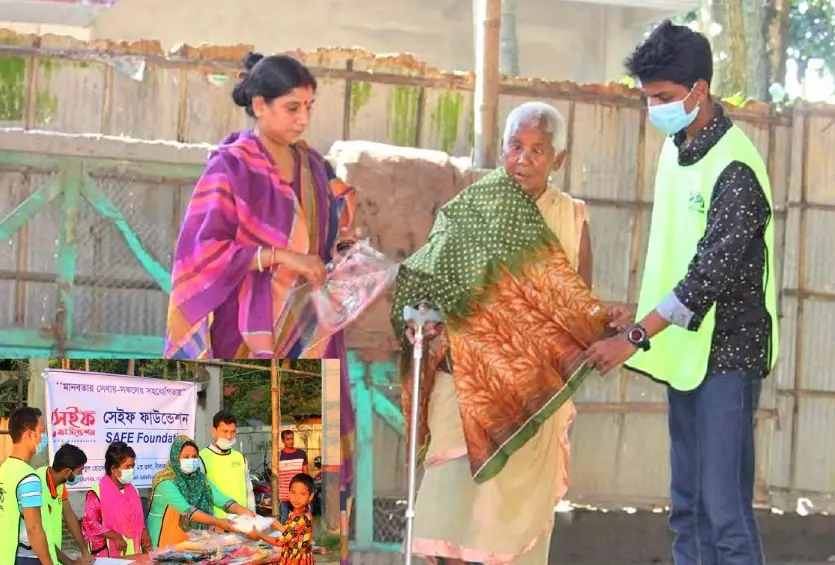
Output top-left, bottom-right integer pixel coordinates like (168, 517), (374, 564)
(146, 435), (254, 549)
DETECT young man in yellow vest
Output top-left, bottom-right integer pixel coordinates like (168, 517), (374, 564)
(19, 444), (93, 565)
(199, 411), (255, 518)
(0, 407), (53, 565)
(585, 21), (778, 565)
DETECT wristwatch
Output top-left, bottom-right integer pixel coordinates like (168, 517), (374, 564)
(625, 324), (651, 352)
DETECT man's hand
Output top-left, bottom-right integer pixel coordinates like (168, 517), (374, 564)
(584, 333), (639, 375)
(604, 302), (637, 331)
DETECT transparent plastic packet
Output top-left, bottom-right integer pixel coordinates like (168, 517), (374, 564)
(312, 239), (399, 333)
(225, 513), (275, 534)
(149, 531), (223, 562)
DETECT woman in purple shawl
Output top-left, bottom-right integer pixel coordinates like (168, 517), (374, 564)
(165, 52), (357, 360)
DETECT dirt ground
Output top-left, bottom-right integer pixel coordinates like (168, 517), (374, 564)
(549, 509), (835, 564)
(352, 508), (835, 565)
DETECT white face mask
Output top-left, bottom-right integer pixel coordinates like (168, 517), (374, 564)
(117, 468), (135, 485)
(180, 458), (199, 475)
(216, 437), (236, 451)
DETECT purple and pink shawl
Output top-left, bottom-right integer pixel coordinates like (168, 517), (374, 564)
(164, 129), (356, 359)
(164, 130), (356, 565)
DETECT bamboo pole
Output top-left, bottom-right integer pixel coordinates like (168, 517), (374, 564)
(186, 358), (320, 377)
(473, 0), (502, 168)
(270, 359), (281, 518)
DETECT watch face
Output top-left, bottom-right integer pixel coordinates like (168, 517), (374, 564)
(628, 327), (645, 343)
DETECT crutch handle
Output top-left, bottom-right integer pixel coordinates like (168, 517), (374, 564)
(403, 304), (442, 327)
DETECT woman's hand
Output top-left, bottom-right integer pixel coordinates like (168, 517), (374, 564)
(214, 518), (235, 533)
(140, 529), (151, 553)
(282, 252), (327, 287)
(271, 519), (284, 533)
(604, 302), (636, 331)
(405, 320), (445, 345)
(238, 508), (256, 518)
(246, 527), (261, 541)
(107, 531), (128, 554)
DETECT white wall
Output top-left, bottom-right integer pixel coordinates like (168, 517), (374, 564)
(89, 0), (674, 83)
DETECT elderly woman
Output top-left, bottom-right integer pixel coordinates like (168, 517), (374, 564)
(392, 101), (604, 565)
(146, 436), (254, 548)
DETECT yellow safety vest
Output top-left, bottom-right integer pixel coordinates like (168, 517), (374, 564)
(35, 466), (63, 565)
(199, 447), (247, 518)
(627, 125), (779, 390)
(0, 457), (38, 565)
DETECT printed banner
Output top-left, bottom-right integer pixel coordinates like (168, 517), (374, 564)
(43, 370), (197, 491)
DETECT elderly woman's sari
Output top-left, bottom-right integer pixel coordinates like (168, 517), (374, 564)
(392, 168), (603, 565)
(164, 129), (356, 359)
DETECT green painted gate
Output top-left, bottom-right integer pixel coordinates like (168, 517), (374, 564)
(0, 147), (202, 358)
(347, 351), (406, 553)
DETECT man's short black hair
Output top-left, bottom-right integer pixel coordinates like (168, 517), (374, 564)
(8, 407), (42, 443)
(624, 20), (713, 88)
(52, 443), (87, 472)
(281, 429), (294, 440)
(289, 472), (315, 494)
(212, 410), (237, 428)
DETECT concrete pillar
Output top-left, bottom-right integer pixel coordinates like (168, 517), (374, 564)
(26, 358), (50, 469)
(194, 364), (222, 448)
(321, 359), (341, 531)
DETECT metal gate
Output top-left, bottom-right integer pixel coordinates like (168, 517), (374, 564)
(348, 351), (406, 553)
(0, 135), (202, 358)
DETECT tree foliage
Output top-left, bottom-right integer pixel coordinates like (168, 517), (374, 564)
(788, 0), (835, 81)
(221, 360), (323, 424)
(644, 0), (835, 99)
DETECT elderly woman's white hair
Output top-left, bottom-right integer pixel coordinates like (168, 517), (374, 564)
(502, 101), (567, 153)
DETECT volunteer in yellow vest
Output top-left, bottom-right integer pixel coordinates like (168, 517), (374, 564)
(586, 21), (778, 565)
(20, 444), (94, 565)
(0, 407), (54, 565)
(199, 411), (255, 518)
(82, 441), (151, 556)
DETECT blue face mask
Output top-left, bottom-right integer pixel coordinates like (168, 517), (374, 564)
(66, 472), (82, 486)
(35, 433), (48, 455)
(647, 86), (700, 136)
(180, 458), (199, 475)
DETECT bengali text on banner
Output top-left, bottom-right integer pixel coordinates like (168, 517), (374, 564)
(43, 369), (197, 491)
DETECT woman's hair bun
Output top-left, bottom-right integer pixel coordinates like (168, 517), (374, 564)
(232, 52), (264, 110)
(243, 51), (264, 72)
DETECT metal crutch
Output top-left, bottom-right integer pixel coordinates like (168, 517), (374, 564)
(402, 304), (443, 565)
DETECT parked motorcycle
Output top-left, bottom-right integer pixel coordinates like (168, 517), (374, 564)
(311, 456), (323, 516)
(251, 451), (272, 516)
